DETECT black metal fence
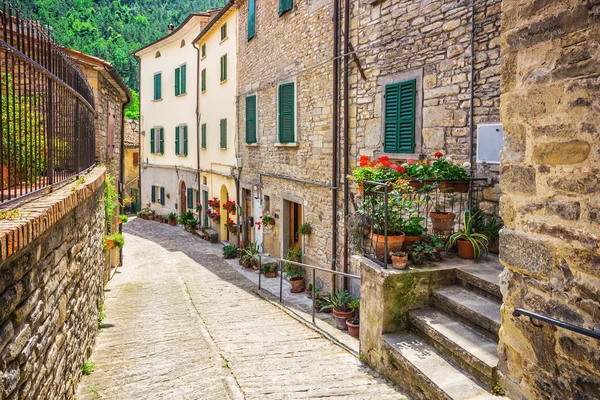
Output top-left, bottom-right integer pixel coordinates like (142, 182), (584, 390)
(355, 179), (487, 267)
(0, 1), (95, 204)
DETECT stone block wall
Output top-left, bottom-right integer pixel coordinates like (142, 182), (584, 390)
(0, 168), (106, 399)
(498, 1), (600, 398)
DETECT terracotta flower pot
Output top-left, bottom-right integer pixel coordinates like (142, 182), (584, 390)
(290, 277), (305, 293)
(105, 239), (115, 251)
(118, 219), (123, 225)
(439, 180), (470, 193)
(391, 255), (408, 270)
(358, 181), (364, 197)
(430, 211), (456, 231)
(147, 215), (154, 221)
(169, 220), (176, 226)
(408, 180), (424, 190)
(346, 319), (360, 338)
(457, 239), (475, 259)
(402, 235), (422, 251)
(269, 219), (275, 225)
(370, 232), (405, 259)
(264, 271), (278, 278)
(332, 308), (355, 330)
(434, 246), (444, 260)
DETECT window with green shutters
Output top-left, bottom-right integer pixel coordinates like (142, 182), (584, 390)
(248, 0), (255, 40)
(384, 79), (416, 154)
(201, 69), (206, 92)
(160, 187), (165, 205)
(153, 73), (162, 100)
(201, 43), (206, 58)
(201, 123), (207, 149)
(150, 127), (164, 154)
(220, 55), (227, 82)
(203, 190), (209, 225)
(278, 83), (295, 143)
(279, 0), (293, 16)
(221, 23), (227, 40)
(151, 185), (156, 203)
(220, 119), (227, 149)
(175, 64), (186, 96)
(246, 95), (257, 144)
(187, 188), (194, 210)
(175, 67), (180, 96)
(175, 125), (188, 156)
(151, 186), (164, 205)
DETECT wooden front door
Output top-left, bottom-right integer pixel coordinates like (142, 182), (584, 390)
(288, 202), (302, 248)
(244, 189), (252, 244)
(180, 181), (187, 213)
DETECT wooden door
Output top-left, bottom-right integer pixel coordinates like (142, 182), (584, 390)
(288, 202), (302, 248)
(180, 181), (187, 213)
(244, 189), (252, 244)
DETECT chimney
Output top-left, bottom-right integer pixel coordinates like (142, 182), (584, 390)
(168, 24), (174, 34)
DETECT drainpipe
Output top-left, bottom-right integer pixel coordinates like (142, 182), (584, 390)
(468, 0), (476, 207)
(331, 0), (341, 291)
(342, 0), (350, 291)
(135, 55), (142, 211)
(193, 42), (202, 218)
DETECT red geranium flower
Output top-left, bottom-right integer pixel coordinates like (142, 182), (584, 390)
(359, 155), (370, 167)
(395, 165), (405, 173)
(407, 158), (415, 164)
(377, 155), (390, 163)
(368, 161), (376, 167)
(434, 151), (443, 158)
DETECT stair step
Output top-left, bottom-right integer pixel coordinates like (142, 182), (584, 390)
(457, 263), (503, 300)
(409, 308), (499, 384)
(383, 332), (502, 400)
(434, 286), (502, 336)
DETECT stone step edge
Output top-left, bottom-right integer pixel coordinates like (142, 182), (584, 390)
(456, 268), (502, 300)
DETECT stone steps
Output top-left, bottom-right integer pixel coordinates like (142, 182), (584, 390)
(456, 264), (503, 302)
(383, 332), (504, 400)
(433, 286), (502, 337)
(409, 308), (499, 388)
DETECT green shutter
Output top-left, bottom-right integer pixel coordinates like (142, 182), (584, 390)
(154, 73), (161, 100)
(248, 0), (255, 39)
(220, 119), (227, 149)
(151, 185), (156, 203)
(160, 128), (164, 154)
(160, 187), (165, 205)
(201, 69), (206, 92)
(384, 80), (415, 153)
(279, 0), (293, 16)
(201, 124), (207, 149)
(201, 43), (206, 57)
(150, 128), (155, 154)
(246, 95), (257, 144)
(203, 190), (209, 225)
(187, 188), (193, 210)
(181, 64), (186, 94)
(175, 126), (180, 155)
(221, 23), (227, 40)
(175, 67), (180, 96)
(278, 83), (295, 143)
(220, 55), (227, 82)
(183, 125), (188, 155)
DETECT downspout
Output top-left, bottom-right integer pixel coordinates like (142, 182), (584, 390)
(468, 0), (476, 208)
(342, 0), (350, 290)
(193, 41), (202, 218)
(135, 55), (142, 211)
(331, 0), (341, 291)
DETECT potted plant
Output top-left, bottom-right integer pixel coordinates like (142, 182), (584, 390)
(223, 200), (236, 214)
(321, 290), (356, 330)
(146, 209), (155, 221)
(430, 152), (471, 193)
(222, 244), (238, 259)
(348, 155), (406, 196)
(283, 245), (304, 293)
(261, 215), (275, 226)
(389, 250), (409, 270)
(103, 232), (125, 251)
(446, 210), (489, 259)
(118, 214), (128, 224)
(401, 214), (426, 251)
(346, 318), (360, 338)
(207, 197), (220, 209)
(424, 234), (445, 260)
(241, 242), (261, 269)
(261, 263), (278, 278)
(299, 222), (312, 235)
(409, 241), (436, 265)
(179, 211), (194, 230)
(305, 283), (321, 299)
(225, 218), (238, 234)
(167, 212), (177, 226)
(430, 206), (456, 231)
(186, 218), (199, 234)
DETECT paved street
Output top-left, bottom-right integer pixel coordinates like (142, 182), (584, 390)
(76, 218), (406, 399)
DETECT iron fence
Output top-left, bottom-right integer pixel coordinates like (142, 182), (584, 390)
(355, 178), (487, 268)
(0, 1), (95, 204)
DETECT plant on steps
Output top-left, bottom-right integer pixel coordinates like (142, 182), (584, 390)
(321, 290), (358, 330)
(178, 210), (194, 226)
(167, 212), (177, 226)
(284, 245), (304, 293)
(222, 245), (238, 259)
(446, 209), (489, 259)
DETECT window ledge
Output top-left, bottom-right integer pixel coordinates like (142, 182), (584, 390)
(220, 147), (228, 150)
(220, 37), (229, 45)
(176, 93), (187, 97)
(201, 55), (207, 61)
(275, 142), (298, 148)
(220, 80), (228, 85)
(152, 99), (163, 102)
(374, 151), (425, 161)
(246, 143), (258, 147)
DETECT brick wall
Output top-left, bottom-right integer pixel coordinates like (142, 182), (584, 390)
(498, 1), (600, 398)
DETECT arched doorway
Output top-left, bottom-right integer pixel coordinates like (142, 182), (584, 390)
(220, 184), (228, 241)
(180, 181), (187, 213)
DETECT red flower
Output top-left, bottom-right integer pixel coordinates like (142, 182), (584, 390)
(377, 155), (390, 163)
(390, 163), (398, 169)
(380, 160), (392, 167)
(368, 161), (376, 167)
(395, 165), (405, 173)
(359, 155), (370, 167)
(407, 158), (415, 164)
(425, 160), (431, 165)
(434, 151), (443, 158)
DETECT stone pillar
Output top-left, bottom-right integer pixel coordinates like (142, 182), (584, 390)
(498, 1), (600, 398)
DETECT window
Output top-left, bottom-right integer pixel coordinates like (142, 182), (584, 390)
(175, 64), (187, 96)
(175, 125), (188, 156)
(201, 123), (207, 149)
(246, 95), (257, 144)
(203, 190), (209, 225)
(279, 0), (292, 16)
(278, 83), (295, 143)
(201, 68), (206, 92)
(201, 43), (206, 58)
(220, 119), (227, 149)
(220, 23), (227, 41)
(384, 79), (416, 153)
(187, 188), (194, 210)
(149, 127), (164, 154)
(153, 73), (162, 100)
(133, 151), (139, 166)
(220, 54), (227, 82)
(151, 185), (165, 205)
(248, 0), (255, 40)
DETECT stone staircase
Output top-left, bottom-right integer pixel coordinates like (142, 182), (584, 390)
(383, 263), (506, 400)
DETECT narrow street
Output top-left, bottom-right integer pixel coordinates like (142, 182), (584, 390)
(76, 218), (406, 399)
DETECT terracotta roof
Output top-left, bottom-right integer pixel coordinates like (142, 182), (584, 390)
(124, 119), (139, 147)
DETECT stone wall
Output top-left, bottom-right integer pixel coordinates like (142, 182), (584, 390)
(0, 168), (106, 399)
(498, 1), (600, 398)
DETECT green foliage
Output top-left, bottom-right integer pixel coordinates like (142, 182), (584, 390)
(321, 290), (355, 313)
(283, 245), (303, 279)
(104, 173), (119, 230)
(124, 89), (139, 120)
(178, 210), (194, 225)
(446, 210), (489, 259)
(409, 240), (436, 262)
(103, 232), (125, 250)
(82, 361), (95, 376)
(222, 244), (238, 259)
(98, 302), (106, 329)
(240, 242), (261, 266)
(118, 214), (128, 223)
(166, 212), (177, 222)
(298, 222), (312, 235)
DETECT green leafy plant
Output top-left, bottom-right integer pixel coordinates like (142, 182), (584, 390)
(103, 232), (125, 250)
(240, 242), (261, 267)
(118, 214), (128, 223)
(321, 290), (355, 313)
(178, 210), (194, 225)
(104, 173), (119, 229)
(446, 210), (489, 259)
(222, 244), (238, 259)
(261, 215), (274, 225)
(283, 245), (303, 279)
(299, 222), (312, 235)
(260, 263), (278, 274)
(98, 303), (106, 329)
(348, 299), (360, 311)
(185, 218), (199, 230)
(424, 234), (444, 249)
(82, 361), (95, 376)
(166, 212), (177, 222)
(409, 241), (436, 262)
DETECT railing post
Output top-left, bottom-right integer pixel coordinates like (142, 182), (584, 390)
(312, 268), (316, 324)
(258, 255), (262, 290)
(279, 260), (283, 303)
(74, 101), (80, 173)
(47, 78), (53, 185)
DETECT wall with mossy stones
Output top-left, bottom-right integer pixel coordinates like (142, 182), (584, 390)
(0, 168), (106, 399)
(498, 1), (600, 398)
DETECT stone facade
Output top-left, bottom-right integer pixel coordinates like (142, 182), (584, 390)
(498, 1), (600, 398)
(0, 168), (106, 399)
(124, 119), (140, 212)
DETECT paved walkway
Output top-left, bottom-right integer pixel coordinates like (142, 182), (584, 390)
(77, 218), (406, 399)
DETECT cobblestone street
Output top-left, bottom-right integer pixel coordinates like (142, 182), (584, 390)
(76, 218), (406, 399)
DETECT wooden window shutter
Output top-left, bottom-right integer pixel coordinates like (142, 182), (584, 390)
(246, 95), (257, 144)
(248, 0), (256, 40)
(201, 69), (206, 92)
(133, 152), (139, 166)
(187, 188), (193, 210)
(154, 73), (161, 100)
(220, 55), (227, 82)
(183, 125), (188, 155)
(220, 119), (227, 149)
(181, 64), (186, 94)
(175, 126), (180, 155)
(201, 43), (206, 57)
(159, 128), (165, 154)
(384, 80), (416, 153)
(278, 83), (295, 143)
(150, 128), (155, 154)
(201, 123), (207, 149)
(221, 23), (227, 40)
(151, 185), (156, 202)
(160, 187), (165, 205)
(279, 0), (293, 16)
(175, 67), (180, 96)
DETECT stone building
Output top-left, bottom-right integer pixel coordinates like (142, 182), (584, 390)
(498, 1), (600, 398)
(124, 118), (141, 213)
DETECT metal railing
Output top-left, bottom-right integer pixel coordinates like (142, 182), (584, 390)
(513, 308), (600, 341)
(258, 256), (360, 325)
(0, 1), (96, 204)
(356, 178), (487, 268)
